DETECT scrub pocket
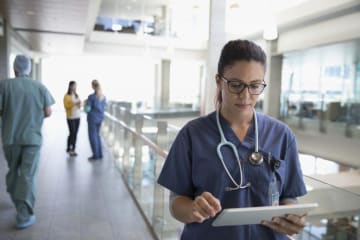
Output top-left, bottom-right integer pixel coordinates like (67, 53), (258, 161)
(244, 151), (285, 206)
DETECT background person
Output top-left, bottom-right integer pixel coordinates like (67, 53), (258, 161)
(0, 55), (55, 229)
(63, 80), (81, 157)
(157, 39), (307, 239)
(85, 79), (107, 160)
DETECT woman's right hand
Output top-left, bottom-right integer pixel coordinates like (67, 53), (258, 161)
(191, 192), (222, 223)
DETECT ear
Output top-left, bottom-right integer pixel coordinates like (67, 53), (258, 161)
(215, 74), (223, 100)
(215, 74), (222, 86)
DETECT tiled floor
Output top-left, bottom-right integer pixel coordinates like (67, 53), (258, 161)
(0, 112), (155, 240)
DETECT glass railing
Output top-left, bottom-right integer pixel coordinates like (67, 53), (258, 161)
(296, 176), (360, 240)
(281, 103), (360, 170)
(102, 102), (184, 240)
(282, 102), (360, 140)
(102, 101), (360, 240)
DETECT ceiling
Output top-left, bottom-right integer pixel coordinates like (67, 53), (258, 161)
(1, 0), (359, 55)
(0, 0), (201, 55)
(99, 0), (167, 20)
(0, 0), (210, 54)
(0, 0), (95, 54)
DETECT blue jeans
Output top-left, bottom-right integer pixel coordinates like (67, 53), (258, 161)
(88, 121), (102, 158)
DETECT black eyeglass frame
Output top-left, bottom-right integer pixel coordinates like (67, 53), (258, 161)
(219, 75), (267, 95)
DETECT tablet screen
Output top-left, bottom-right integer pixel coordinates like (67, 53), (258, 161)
(212, 203), (318, 227)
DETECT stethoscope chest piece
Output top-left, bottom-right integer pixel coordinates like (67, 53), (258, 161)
(248, 151), (263, 165)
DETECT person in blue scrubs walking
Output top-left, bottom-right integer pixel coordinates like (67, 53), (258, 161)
(157, 40), (308, 239)
(85, 79), (106, 160)
(0, 55), (55, 229)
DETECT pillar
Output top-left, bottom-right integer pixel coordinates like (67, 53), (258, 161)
(263, 40), (283, 119)
(202, 0), (227, 115)
(154, 59), (170, 109)
(0, 17), (9, 79)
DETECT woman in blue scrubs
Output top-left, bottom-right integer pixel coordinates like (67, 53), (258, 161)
(157, 39), (307, 239)
(85, 79), (107, 160)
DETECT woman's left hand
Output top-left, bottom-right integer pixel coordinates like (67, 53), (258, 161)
(261, 213), (307, 236)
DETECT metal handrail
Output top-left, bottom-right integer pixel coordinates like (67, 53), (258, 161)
(105, 112), (168, 159)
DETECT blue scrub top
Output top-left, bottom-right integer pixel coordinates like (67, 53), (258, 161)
(86, 93), (106, 124)
(157, 111), (307, 240)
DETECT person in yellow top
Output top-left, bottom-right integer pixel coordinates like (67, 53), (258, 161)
(63, 81), (81, 156)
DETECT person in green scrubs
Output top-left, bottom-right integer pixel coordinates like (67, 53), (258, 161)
(0, 55), (55, 229)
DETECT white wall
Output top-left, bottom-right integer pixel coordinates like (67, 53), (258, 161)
(277, 12), (360, 53)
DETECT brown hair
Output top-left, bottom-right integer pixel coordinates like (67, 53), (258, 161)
(215, 39), (267, 107)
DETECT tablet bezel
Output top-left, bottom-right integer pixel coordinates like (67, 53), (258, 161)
(212, 203), (318, 227)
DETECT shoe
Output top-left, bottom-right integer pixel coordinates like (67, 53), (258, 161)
(16, 215), (36, 229)
(69, 151), (78, 157)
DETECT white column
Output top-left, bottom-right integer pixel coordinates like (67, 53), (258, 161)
(153, 63), (161, 109)
(0, 18), (9, 79)
(263, 40), (282, 118)
(161, 59), (170, 109)
(154, 59), (170, 110)
(201, 0), (227, 115)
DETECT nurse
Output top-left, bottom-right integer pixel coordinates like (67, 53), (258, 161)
(157, 39), (307, 239)
(85, 79), (107, 160)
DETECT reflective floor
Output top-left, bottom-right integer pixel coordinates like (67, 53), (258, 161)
(0, 112), (154, 240)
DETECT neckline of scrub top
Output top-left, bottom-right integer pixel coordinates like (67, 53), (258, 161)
(216, 111), (256, 149)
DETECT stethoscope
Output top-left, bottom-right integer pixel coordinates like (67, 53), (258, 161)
(216, 108), (264, 191)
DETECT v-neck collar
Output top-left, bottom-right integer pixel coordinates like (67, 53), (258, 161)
(216, 111), (256, 149)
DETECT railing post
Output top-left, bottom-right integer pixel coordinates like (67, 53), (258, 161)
(133, 114), (144, 198)
(112, 105), (122, 158)
(105, 102), (116, 146)
(101, 113), (109, 137)
(152, 121), (168, 238)
(298, 110), (305, 130)
(101, 102), (111, 138)
(345, 122), (353, 138)
(122, 109), (131, 180)
(318, 110), (326, 133)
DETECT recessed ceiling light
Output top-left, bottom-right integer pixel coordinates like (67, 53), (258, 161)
(26, 11), (35, 15)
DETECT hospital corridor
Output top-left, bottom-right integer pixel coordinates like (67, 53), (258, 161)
(0, 0), (360, 239)
(0, 112), (154, 240)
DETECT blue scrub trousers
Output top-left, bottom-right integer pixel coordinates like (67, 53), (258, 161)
(3, 145), (40, 219)
(88, 121), (103, 158)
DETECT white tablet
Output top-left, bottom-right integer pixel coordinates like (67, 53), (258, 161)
(212, 203), (318, 227)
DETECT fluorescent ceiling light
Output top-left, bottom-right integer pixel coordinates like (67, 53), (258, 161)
(112, 24), (123, 31)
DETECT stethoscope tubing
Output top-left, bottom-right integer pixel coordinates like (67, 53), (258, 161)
(216, 141), (245, 189)
(216, 108), (260, 190)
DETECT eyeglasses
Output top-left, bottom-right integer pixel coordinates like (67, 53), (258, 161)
(220, 75), (267, 95)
